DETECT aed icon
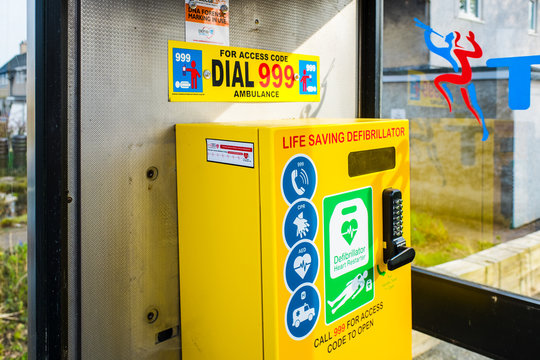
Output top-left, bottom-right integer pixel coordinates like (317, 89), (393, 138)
(281, 154), (317, 204)
(284, 240), (320, 293)
(323, 187), (374, 324)
(172, 48), (203, 93)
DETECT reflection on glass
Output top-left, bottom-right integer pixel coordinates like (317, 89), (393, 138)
(460, 0), (480, 18)
(383, 0), (540, 299)
(530, 0), (537, 32)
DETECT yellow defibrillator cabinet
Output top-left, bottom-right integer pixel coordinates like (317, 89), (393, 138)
(176, 118), (414, 359)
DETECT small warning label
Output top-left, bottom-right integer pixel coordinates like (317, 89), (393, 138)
(206, 139), (254, 168)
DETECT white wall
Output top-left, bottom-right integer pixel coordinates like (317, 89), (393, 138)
(430, 0), (540, 68)
(513, 80), (540, 227)
(215, 1), (358, 121)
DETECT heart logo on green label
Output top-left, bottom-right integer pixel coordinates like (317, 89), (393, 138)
(341, 219), (358, 245)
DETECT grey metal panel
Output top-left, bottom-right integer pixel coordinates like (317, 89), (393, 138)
(229, 1), (353, 51)
(67, 0), (80, 358)
(79, 0), (356, 358)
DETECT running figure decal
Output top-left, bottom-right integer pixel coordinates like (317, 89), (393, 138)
(415, 18), (489, 141)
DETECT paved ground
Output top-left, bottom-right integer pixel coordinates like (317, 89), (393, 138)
(415, 340), (492, 360)
(0, 226), (27, 249)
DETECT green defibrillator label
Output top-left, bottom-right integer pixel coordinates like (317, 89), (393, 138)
(323, 187), (374, 324)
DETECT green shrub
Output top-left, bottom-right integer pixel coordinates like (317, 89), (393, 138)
(477, 240), (494, 251)
(410, 210), (495, 267)
(0, 243), (28, 359)
(13, 215), (26, 225)
(0, 177), (27, 219)
(0, 218), (14, 228)
(0, 215), (27, 229)
(410, 210), (449, 247)
(0, 178), (26, 194)
(414, 251), (452, 268)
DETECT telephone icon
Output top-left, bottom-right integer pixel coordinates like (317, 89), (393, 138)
(292, 169), (309, 196)
(281, 154), (317, 204)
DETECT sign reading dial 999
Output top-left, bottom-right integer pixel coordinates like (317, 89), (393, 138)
(168, 40), (320, 103)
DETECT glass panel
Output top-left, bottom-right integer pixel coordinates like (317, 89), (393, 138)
(0, 4), (28, 359)
(530, 0), (537, 31)
(384, 3), (540, 356)
(460, 0), (480, 17)
(470, 0), (479, 17)
(383, 0), (540, 299)
(460, 0), (467, 13)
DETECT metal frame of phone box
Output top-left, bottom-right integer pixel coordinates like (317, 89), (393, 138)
(28, 0), (540, 359)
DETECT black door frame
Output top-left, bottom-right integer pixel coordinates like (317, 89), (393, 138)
(28, 0), (69, 358)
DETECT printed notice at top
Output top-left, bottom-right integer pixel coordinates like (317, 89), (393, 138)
(185, 0), (229, 46)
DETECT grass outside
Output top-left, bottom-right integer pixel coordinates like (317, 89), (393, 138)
(0, 215), (26, 229)
(0, 243), (27, 360)
(0, 176), (28, 359)
(411, 210), (495, 267)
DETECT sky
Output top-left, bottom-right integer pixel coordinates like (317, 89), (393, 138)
(0, 0), (26, 66)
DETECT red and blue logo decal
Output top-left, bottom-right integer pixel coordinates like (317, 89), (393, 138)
(415, 18), (540, 141)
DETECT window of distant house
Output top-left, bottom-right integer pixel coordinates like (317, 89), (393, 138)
(460, 0), (480, 19)
(530, 0), (538, 32)
(15, 72), (25, 84)
(0, 75), (6, 86)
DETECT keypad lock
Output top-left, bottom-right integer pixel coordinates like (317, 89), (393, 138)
(382, 188), (415, 271)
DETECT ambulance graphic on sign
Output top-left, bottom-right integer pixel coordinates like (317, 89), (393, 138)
(292, 302), (316, 328)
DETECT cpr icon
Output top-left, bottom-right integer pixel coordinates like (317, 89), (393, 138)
(283, 199), (318, 248)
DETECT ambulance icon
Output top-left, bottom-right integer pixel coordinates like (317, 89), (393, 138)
(292, 303), (316, 328)
(285, 283), (320, 340)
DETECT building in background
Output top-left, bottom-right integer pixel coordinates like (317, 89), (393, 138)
(383, 0), (540, 230)
(0, 41), (27, 137)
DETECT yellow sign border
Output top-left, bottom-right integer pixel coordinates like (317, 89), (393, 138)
(168, 40), (320, 103)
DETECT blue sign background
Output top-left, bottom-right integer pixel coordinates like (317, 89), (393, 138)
(281, 154), (317, 205)
(299, 60), (318, 95)
(172, 48), (203, 93)
(285, 284), (320, 340)
(283, 199), (318, 248)
(284, 240), (319, 293)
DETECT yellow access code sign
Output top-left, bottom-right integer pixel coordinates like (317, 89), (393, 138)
(168, 40), (320, 102)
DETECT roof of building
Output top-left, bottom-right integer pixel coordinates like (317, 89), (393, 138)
(0, 53), (26, 75)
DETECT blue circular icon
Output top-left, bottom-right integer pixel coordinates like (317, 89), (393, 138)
(283, 199), (318, 248)
(285, 283), (320, 340)
(281, 154), (317, 204)
(284, 240), (320, 293)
